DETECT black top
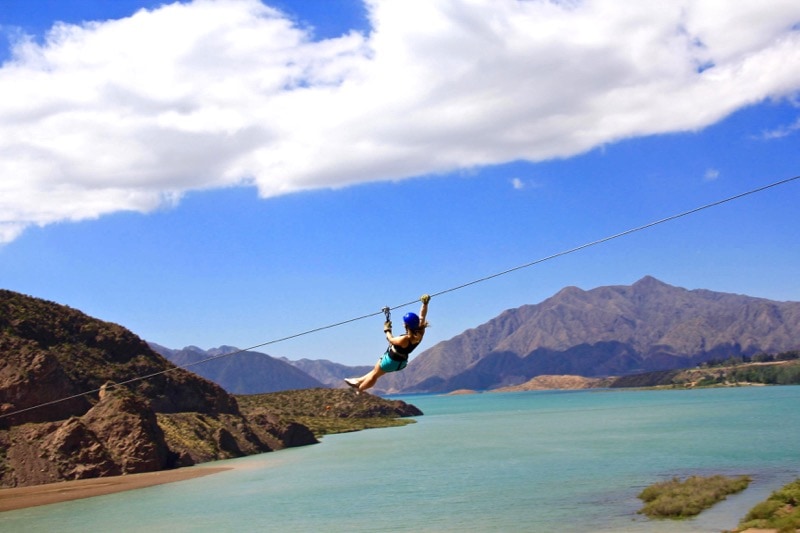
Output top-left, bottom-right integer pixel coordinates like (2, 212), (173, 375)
(388, 335), (421, 360)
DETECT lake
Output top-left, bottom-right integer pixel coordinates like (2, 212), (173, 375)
(2, 386), (799, 532)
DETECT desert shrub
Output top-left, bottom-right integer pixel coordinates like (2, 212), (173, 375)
(773, 514), (800, 533)
(743, 499), (783, 521)
(737, 479), (800, 533)
(771, 479), (800, 506)
(638, 475), (751, 519)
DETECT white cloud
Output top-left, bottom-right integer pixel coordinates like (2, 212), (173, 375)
(759, 117), (800, 139)
(2, 0), (800, 242)
(510, 177), (542, 191)
(704, 168), (720, 181)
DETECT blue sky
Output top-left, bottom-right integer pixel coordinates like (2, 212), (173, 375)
(1, 1), (799, 366)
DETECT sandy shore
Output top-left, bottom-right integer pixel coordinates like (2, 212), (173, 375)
(0, 467), (230, 512)
(0, 471), (783, 532)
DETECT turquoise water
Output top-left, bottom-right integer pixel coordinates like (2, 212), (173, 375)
(2, 386), (799, 532)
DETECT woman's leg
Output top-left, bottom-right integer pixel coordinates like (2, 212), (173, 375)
(357, 362), (386, 392)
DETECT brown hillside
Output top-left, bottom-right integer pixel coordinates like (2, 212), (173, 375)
(0, 290), (278, 487)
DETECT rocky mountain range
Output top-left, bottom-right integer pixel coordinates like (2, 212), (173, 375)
(149, 277), (800, 396)
(150, 345), (376, 393)
(149, 344), (326, 394)
(373, 276), (800, 393)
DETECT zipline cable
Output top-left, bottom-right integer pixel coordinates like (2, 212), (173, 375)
(382, 174), (800, 308)
(2, 174), (798, 421)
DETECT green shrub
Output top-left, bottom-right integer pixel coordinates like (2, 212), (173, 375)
(772, 479), (800, 506)
(638, 475), (751, 519)
(743, 499), (783, 521)
(736, 479), (800, 533)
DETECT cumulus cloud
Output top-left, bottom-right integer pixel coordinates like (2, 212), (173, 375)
(2, 0), (800, 242)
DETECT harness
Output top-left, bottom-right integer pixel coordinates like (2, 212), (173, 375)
(383, 306), (420, 362)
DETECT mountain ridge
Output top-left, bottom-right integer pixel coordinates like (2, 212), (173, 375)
(375, 276), (800, 393)
(150, 343), (325, 394)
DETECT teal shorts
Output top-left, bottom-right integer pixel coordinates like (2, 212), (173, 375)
(379, 350), (408, 373)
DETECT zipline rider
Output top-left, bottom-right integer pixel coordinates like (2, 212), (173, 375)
(345, 294), (430, 393)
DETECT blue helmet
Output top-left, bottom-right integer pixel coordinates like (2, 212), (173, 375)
(403, 312), (420, 330)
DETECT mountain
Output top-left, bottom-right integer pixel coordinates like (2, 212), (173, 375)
(280, 357), (374, 388)
(375, 276), (800, 393)
(0, 290), (313, 488)
(151, 344), (324, 394)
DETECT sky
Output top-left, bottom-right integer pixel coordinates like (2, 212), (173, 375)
(1, 0), (799, 366)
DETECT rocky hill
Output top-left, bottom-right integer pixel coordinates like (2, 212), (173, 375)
(376, 277), (800, 393)
(237, 388), (423, 437)
(0, 290), (309, 488)
(151, 344), (324, 394)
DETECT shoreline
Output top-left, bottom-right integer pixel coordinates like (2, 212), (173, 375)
(0, 466), (230, 512)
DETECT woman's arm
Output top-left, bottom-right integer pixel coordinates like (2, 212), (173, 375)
(383, 318), (404, 345)
(387, 332), (409, 347)
(384, 294), (430, 346)
(419, 294), (430, 324)
(384, 325), (409, 347)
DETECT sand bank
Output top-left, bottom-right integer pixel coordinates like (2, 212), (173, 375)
(0, 467), (229, 512)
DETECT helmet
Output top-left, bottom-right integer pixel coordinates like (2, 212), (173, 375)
(403, 312), (420, 330)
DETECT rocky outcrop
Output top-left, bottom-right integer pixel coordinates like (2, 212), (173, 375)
(80, 387), (172, 473)
(1, 386), (172, 487)
(244, 410), (318, 449)
(0, 290), (305, 488)
(0, 342), (91, 426)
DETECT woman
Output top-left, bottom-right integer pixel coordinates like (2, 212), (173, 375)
(345, 294), (430, 393)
